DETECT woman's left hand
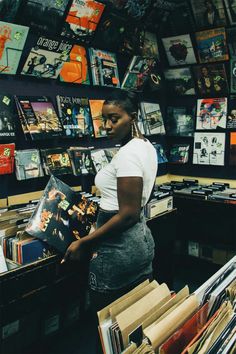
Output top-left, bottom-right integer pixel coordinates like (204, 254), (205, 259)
(61, 238), (89, 263)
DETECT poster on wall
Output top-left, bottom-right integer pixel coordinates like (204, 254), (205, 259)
(196, 97), (227, 130)
(193, 132), (225, 165)
(195, 28), (229, 63)
(162, 34), (197, 66)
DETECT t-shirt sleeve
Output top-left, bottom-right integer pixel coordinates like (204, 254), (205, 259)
(114, 148), (143, 178)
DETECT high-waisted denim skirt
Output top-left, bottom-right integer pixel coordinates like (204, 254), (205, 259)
(88, 209), (155, 292)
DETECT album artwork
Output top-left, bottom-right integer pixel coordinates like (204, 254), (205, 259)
(226, 27), (236, 57)
(164, 67), (195, 95)
(0, 0), (23, 23)
(92, 11), (127, 52)
(196, 97), (227, 130)
(230, 59), (236, 93)
(15, 149), (44, 180)
(0, 95), (15, 140)
(162, 34), (197, 66)
(16, 96), (64, 140)
(140, 102), (165, 135)
(169, 144), (190, 164)
(193, 63), (228, 97)
(0, 21), (29, 75)
(41, 148), (72, 176)
(163, 1), (195, 35)
(121, 56), (162, 92)
(108, 0), (152, 20)
(224, 0), (236, 25)
(25, 176), (99, 253)
(152, 143), (168, 164)
(227, 96), (236, 129)
(61, 0), (105, 43)
(190, 0), (227, 29)
(68, 147), (94, 175)
(119, 26), (159, 58)
(229, 132), (236, 165)
(20, 0), (70, 34)
(0, 143), (15, 175)
(21, 36), (72, 79)
(89, 99), (107, 138)
(91, 149), (109, 173)
(57, 95), (93, 138)
(59, 44), (90, 85)
(89, 48), (120, 88)
(166, 106), (195, 137)
(193, 132), (225, 165)
(195, 28), (229, 63)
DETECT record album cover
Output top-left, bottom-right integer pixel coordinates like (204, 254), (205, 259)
(193, 63), (228, 97)
(191, 0), (227, 29)
(196, 97), (227, 130)
(41, 148), (72, 176)
(16, 96), (64, 140)
(0, 95), (15, 140)
(57, 95), (93, 138)
(0, 143), (15, 175)
(89, 48), (120, 88)
(89, 99), (107, 138)
(0, 21), (29, 75)
(169, 144), (190, 164)
(121, 56), (162, 92)
(140, 102), (165, 135)
(193, 132), (225, 165)
(229, 132), (236, 165)
(166, 106), (195, 137)
(15, 149), (44, 180)
(152, 143), (168, 164)
(164, 67), (195, 96)
(227, 95), (236, 128)
(25, 176), (81, 253)
(162, 34), (196, 66)
(230, 59), (236, 93)
(68, 147), (94, 175)
(59, 44), (90, 85)
(195, 28), (229, 63)
(20, 0), (70, 34)
(21, 36), (72, 79)
(61, 0), (105, 43)
(0, 0), (23, 23)
(224, 0), (236, 25)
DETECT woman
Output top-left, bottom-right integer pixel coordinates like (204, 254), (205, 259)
(62, 90), (157, 312)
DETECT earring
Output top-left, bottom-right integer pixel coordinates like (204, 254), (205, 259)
(132, 121), (141, 138)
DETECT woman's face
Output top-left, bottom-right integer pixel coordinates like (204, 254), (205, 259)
(102, 103), (133, 141)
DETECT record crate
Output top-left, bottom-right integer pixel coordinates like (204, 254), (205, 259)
(0, 255), (87, 354)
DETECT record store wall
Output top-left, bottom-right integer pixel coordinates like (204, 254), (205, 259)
(0, 0), (235, 200)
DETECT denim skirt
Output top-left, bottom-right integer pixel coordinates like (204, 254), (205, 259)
(88, 209), (155, 292)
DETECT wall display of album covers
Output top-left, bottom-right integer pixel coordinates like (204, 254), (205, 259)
(229, 132), (236, 165)
(227, 95), (236, 128)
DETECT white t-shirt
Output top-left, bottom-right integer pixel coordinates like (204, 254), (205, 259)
(95, 138), (158, 211)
